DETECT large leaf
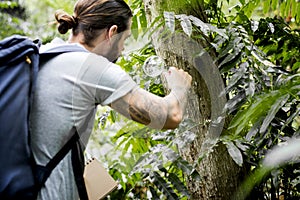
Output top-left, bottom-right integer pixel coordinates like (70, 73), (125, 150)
(224, 141), (243, 166)
(229, 90), (280, 135)
(229, 74), (300, 136)
(217, 33), (241, 67)
(260, 93), (290, 133)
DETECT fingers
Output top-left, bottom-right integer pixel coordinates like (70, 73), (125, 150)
(162, 67), (192, 91)
(169, 67), (192, 84)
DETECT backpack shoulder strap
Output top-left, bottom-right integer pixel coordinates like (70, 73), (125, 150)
(34, 129), (88, 199)
(34, 128), (79, 186)
(0, 35), (40, 65)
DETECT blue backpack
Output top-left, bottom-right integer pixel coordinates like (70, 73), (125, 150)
(0, 35), (88, 200)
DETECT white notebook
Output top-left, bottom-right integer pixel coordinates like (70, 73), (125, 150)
(84, 158), (118, 200)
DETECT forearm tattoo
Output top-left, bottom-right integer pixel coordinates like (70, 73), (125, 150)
(128, 106), (151, 125)
(111, 88), (169, 129)
(129, 90), (167, 129)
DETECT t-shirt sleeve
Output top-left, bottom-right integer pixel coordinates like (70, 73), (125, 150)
(96, 62), (137, 106)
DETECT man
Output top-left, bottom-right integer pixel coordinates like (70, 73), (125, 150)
(30, 0), (192, 199)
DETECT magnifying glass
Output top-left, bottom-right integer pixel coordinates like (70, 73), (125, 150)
(142, 55), (166, 78)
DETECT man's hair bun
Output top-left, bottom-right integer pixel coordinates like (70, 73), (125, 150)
(55, 10), (77, 34)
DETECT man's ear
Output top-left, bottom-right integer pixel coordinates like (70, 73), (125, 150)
(107, 25), (118, 41)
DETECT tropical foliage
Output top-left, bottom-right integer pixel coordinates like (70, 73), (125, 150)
(1, 0), (299, 199)
(91, 0), (300, 198)
(0, 0), (27, 38)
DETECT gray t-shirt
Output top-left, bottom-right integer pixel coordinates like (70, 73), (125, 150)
(29, 39), (137, 199)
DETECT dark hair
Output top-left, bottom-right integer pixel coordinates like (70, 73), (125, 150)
(55, 0), (132, 46)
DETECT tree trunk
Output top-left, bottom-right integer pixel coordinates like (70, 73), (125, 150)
(143, 0), (244, 199)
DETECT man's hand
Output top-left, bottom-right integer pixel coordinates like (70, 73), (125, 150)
(161, 67), (192, 94)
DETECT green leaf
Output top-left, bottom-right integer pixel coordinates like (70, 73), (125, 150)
(224, 141), (243, 166)
(0, 1), (18, 9)
(268, 23), (275, 33)
(152, 144), (179, 162)
(151, 171), (179, 200)
(271, 0), (278, 10)
(229, 91), (278, 135)
(131, 15), (139, 40)
(207, 24), (228, 39)
(148, 19), (164, 39)
(190, 169), (201, 181)
(260, 94), (290, 133)
(241, 0), (257, 18)
(285, 0), (291, 17)
(225, 61), (248, 91)
(149, 186), (160, 199)
(239, 0), (245, 5)
(174, 157), (194, 175)
(122, 136), (133, 154)
(217, 33), (241, 63)
(246, 74), (256, 97)
(251, 20), (259, 32)
(139, 8), (147, 29)
(175, 14), (192, 37)
(164, 11), (175, 33)
(280, 1), (286, 17)
(219, 42), (244, 68)
(224, 93), (246, 114)
(263, 0), (270, 14)
(133, 152), (162, 173)
(189, 15), (209, 36)
(109, 110), (116, 123)
(297, 3), (300, 24)
(173, 131), (196, 149)
(291, 0), (297, 17)
(151, 130), (174, 141)
(281, 107), (300, 133)
(292, 61), (300, 71)
(167, 173), (190, 197)
(245, 118), (263, 141)
(112, 121), (144, 142)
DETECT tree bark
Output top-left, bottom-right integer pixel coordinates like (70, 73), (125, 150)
(143, 0), (244, 199)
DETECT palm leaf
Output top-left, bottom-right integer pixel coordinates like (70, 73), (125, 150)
(151, 171), (179, 200)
